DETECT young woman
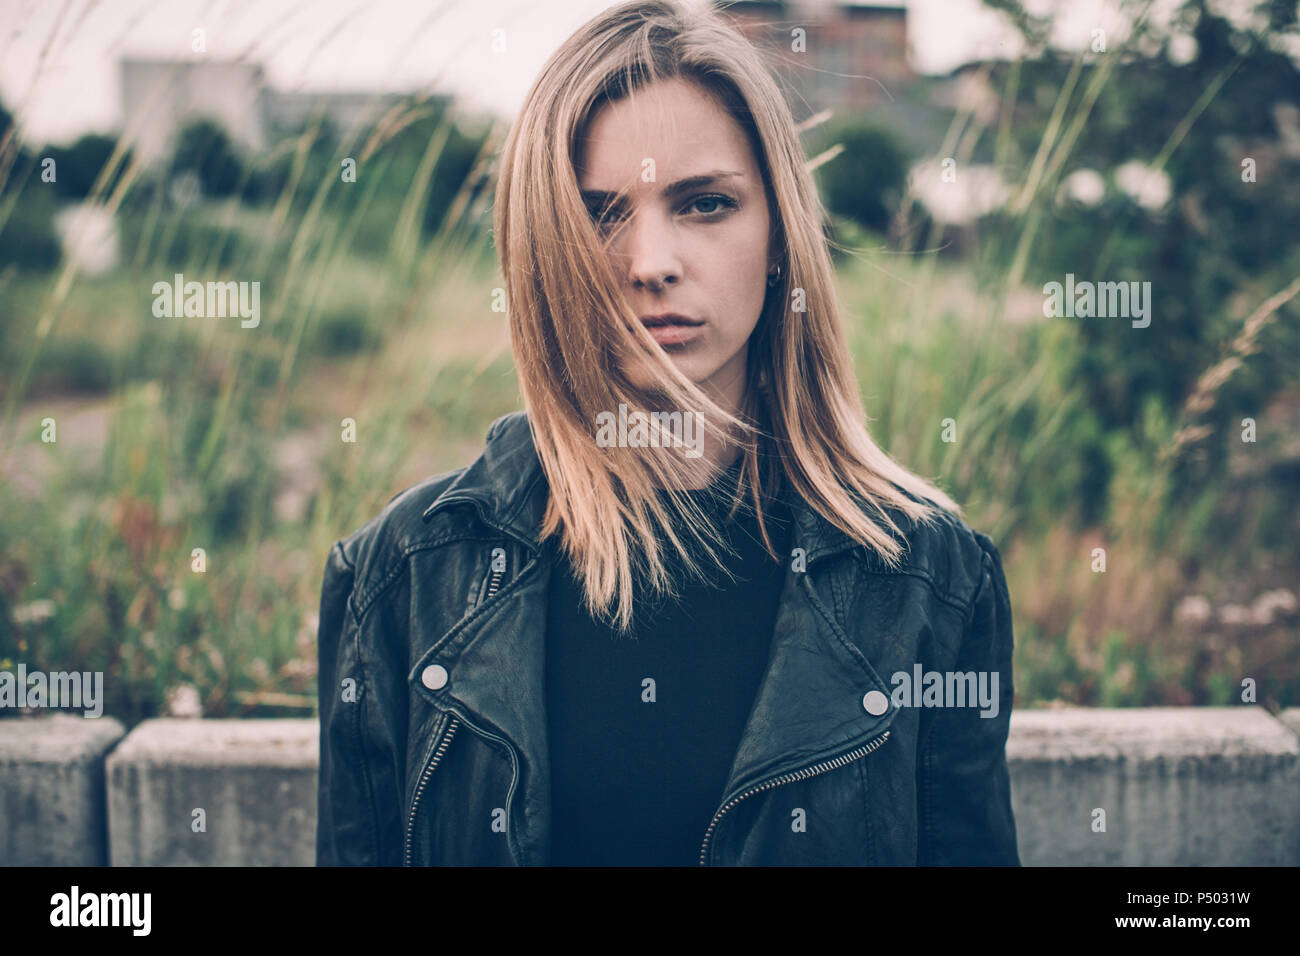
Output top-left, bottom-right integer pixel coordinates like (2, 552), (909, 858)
(317, 0), (1019, 866)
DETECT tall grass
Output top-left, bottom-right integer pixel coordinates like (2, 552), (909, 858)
(1, 14), (1296, 726)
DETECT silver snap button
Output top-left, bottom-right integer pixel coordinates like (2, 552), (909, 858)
(862, 690), (889, 716)
(421, 664), (448, 691)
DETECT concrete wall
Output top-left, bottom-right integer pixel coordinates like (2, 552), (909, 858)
(106, 719), (318, 866)
(3, 706), (1299, 865)
(1008, 707), (1300, 865)
(0, 713), (125, 865)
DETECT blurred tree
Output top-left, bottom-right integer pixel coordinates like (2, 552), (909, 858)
(44, 133), (128, 200)
(812, 121), (911, 233)
(239, 149), (293, 205)
(0, 101), (13, 157)
(978, 0), (1300, 519)
(422, 120), (485, 238)
(240, 112), (338, 207)
(0, 99), (61, 270)
(170, 117), (243, 198)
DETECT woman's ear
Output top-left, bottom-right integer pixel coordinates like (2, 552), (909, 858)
(766, 231), (786, 279)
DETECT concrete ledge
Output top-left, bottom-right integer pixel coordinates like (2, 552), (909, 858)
(1008, 706), (1300, 865)
(4, 708), (1299, 865)
(1279, 707), (1300, 741)
(106, 719), (317, 866)
(0, 713), (126, 866)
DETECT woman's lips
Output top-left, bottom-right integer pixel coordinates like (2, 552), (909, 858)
(640, 315), (704, 347)
(644, 322), (703, 346)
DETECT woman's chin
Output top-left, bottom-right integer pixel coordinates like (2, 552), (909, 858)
(621, 351), (705, 395)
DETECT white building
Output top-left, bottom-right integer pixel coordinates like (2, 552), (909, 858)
(120, 58), (412, 167)
(120, 59), (268, 166)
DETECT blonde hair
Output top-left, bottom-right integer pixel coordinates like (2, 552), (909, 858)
(492, 0), (960, 633)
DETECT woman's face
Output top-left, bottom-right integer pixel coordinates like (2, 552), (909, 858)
(576, 77), (774, 411)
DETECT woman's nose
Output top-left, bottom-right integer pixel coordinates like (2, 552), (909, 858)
(620, 208), (682, 290)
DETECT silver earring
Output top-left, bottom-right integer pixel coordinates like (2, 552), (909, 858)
(767, 264), (782, 287)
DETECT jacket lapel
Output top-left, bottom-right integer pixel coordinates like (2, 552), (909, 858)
(717, 550), (899, 804)
(412, 546), (553, 865)
(414, 412), (902, 861)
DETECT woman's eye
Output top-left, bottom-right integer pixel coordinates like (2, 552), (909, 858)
(588, 194), (736, 230)
(686, 194), (737, 217)
(589, 204), (625, 229)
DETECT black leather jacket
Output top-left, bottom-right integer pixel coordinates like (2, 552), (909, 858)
(316, 411), (1020, 865)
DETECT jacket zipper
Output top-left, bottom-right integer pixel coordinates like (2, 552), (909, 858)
(403, 713), (460, 866)
(468, 548), (506, 611)
(697, 730), (892, 866)
(419, 490), (894, 865)
(484, 552), (505, 602)
(403, 547), (514, 866)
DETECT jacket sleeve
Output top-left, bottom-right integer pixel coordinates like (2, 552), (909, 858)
(917, 532), (1020, 865)
(316, 539), (403, 866)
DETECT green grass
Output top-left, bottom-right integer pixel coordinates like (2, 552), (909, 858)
(1, 58), (1297, 727)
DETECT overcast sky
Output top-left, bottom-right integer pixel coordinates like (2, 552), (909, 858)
(0, 0), (1204, 144)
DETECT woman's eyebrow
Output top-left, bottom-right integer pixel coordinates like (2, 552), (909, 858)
(580, 169), (745, 206)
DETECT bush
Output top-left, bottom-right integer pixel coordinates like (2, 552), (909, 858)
(0, 166), (62, 270)
(812, 121), (911, 233)
(44, 133), (128, 200)
(309, 307), (385, 356)
(170, 118), (244, 198)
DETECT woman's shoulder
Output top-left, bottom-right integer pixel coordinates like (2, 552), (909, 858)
(325, 412), (531, 600)
(328, 467), (472, 590)
(858, 486), (1003, 619)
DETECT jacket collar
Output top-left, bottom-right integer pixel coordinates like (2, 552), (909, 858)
(413, 412), (905, 864)
(422, 410), (881, 568)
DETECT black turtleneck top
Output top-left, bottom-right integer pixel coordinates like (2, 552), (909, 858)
(544, 459), (794, 866)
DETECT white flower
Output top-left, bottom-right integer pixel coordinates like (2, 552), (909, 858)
(166, 684), (203, 718)
(13, 599), (57, 625)
(1115, 160), (1172, 210)
(1251, 589), (1297, 626)
(1063, 169), (1105, 207)
(1217, 604), (1252, 627)
(1173, 595), (1212, 626)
